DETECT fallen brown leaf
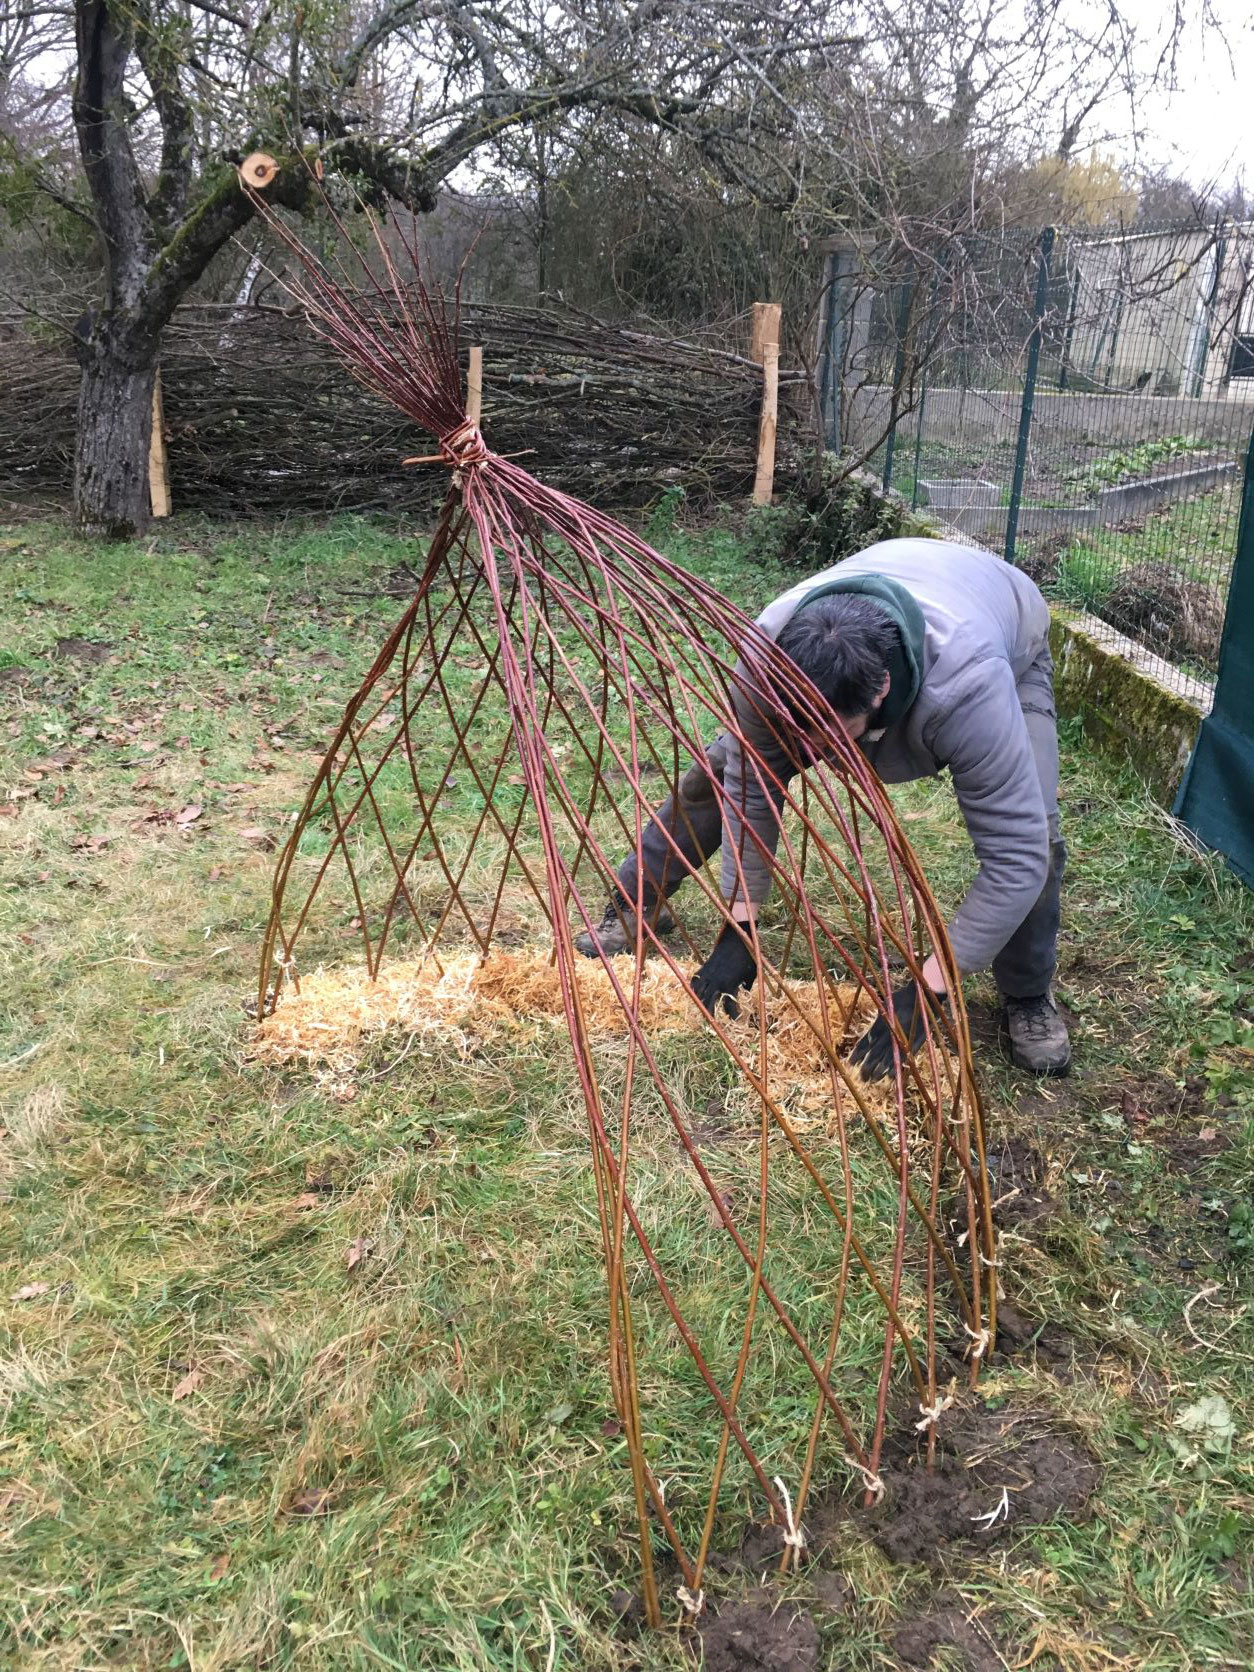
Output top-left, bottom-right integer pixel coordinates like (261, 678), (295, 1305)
(175, 803), (204, 827)
(10, 1282), (50, 1302)
(208, 1552), (231, 1581)
(293, 1192), (324, 1211)
(239, 827), (276, 849)
(344, 1236), (374, 1272)
(1199, 1126), (1218, 1142)
(285, 1486), (333, 1517)
(172, 1367), (204, 1401)
(703, 1186), (737, 1226)
(207, 865), (226, 881)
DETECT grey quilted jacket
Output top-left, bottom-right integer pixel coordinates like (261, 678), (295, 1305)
(721, 538), (1055, 974)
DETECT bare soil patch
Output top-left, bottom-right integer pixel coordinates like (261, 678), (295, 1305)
(54, 636), (113, 663)
(851, 1402), (1100, 1567)
(695, 1591), (820, 1672)
(893, 1605), (1005, 1672)
(984, 1135), (1054, 1229)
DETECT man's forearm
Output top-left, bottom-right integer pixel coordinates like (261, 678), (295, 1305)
(919, 951), (948, 995)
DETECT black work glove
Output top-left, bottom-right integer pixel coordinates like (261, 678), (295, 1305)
(692, 923), (758, 1020)
(850, 980), (949, 1081)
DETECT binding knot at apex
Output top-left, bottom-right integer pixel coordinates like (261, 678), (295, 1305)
(440, 420), (488, 471)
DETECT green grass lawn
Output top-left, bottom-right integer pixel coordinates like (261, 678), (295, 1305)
(2, 513), (1253, 1670)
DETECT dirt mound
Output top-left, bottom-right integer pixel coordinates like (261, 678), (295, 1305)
(992, 1301), (1079, 1373)
(696, 1592), (820, 1672)
(1099, 561), (1225, 666)
(893, 1607), (1003, 1672)
(54, 635), (113, 664)
(857, 1402), (1099, 1567)
(984, 1135), (1053, 1228)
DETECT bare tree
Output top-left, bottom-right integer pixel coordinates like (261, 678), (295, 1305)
(10, 0), (857, 536)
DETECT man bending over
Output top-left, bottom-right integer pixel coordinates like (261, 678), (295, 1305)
(574, 538), (1070, 1079)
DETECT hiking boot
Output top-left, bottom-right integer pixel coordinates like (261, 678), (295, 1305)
(574, 895), (675, 958)
(1004, 990), (1071, 1076)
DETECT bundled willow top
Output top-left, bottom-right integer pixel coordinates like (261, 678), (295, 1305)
(722, 538), (1056, 975)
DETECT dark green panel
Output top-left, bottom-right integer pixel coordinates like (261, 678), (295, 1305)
(1176, 427), (1254, 887)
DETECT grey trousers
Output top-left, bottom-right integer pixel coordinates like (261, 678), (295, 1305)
(618, 652), (1065, 1000)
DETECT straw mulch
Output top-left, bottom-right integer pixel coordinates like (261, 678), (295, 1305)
(252, 947), (892, 1112)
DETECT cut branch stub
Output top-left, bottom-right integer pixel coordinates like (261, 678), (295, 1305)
(238, 153), (280, 191)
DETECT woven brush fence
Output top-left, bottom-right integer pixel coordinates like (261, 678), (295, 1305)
(0, 296), (799, 513)
(247, 186), (995, 1627)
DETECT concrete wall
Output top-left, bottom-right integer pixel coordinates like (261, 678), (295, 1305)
(848, 382), (1253, 459)
(1048, 612), (1208, 803)
(919, 460), (1238, 545)
(1068, 224), (1254, 398)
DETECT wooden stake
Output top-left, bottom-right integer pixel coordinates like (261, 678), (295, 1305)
(750, 301), (781, 365)
(752, 338), (779, 507)
(149, 369), (171, 519)
(466, 345), (483, 426)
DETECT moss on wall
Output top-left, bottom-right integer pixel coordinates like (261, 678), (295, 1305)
(1049, 614), (1203, 803)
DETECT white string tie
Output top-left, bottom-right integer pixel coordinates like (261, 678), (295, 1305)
(846, 1457), (885, 1501)
(914, 1385), (955, 1432)
(971, 1485), (1010, 1529)
(964, 1323), (991, 1360)
(772, 1475), (806, 1552)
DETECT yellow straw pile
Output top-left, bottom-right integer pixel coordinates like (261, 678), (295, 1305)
(252, 946), (887, 1111)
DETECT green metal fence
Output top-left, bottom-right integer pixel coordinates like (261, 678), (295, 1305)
(1176, 428), (1254, 887)
(820, 221), (1254, 700)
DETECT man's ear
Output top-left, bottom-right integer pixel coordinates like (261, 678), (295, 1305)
(876, 670), (892, 704)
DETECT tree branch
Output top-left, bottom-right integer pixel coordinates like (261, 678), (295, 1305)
(71, 0), (155, 308)
(138, 153), (313, 330)
(132, 0), (195, 226)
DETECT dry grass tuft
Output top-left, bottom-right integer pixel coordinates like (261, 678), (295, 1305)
(1, 1084), (67, 1175)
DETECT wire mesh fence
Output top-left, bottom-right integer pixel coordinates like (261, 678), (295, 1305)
(822, 222), (1254, 699)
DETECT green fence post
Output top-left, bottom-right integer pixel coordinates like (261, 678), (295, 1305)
(1005, 225), (1055, 565)
(1175, 426), (1254, 887)
(1190, 223), (1228, 398)
(910, 270), (941, 509)
(882, 278), (914, 494)
(819, 238), (864, 450)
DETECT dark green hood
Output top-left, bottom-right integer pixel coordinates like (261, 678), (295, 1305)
(794, 571), (926, 726)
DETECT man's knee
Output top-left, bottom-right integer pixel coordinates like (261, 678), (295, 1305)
(678, 737), (729, 806)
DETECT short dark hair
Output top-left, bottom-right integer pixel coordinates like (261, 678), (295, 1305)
(774, 595), (899, 722)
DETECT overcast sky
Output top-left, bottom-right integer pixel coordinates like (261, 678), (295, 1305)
(1135, 2), (1248, 189)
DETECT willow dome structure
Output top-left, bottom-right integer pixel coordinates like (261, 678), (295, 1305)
(246, 167), (996, 1628)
